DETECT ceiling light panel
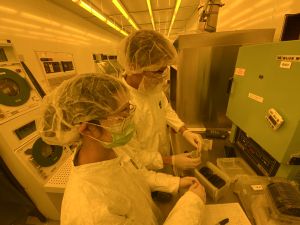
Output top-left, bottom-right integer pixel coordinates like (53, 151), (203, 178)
(146, 0), (155, 30)
(112, 0), (139, 30)
(72, 0), (128, 36)
(0, 5), (18, 14)
(167, 0), (181, 36)
(153, 8), (173, 22)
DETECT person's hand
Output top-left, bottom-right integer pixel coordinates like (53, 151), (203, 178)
(179, 176), (199, 189)
(171, 153), (201, 170)
(189, 180), (206, 203)
(182, 130), (203, 150)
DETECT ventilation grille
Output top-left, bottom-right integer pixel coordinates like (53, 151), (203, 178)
(44, 155), (73, 192)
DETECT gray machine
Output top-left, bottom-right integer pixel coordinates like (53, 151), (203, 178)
(172, 29), (275, 129)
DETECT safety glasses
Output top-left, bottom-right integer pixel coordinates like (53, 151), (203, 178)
(144, 67), (167, 79)
(100, 102), (136, 128)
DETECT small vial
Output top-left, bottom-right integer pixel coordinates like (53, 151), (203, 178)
(202, 139), (213, 151)
(190, 149), (200, 158)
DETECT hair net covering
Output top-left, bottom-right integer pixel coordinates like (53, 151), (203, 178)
(118, 30), (178, 75)
(36, 73), (129, 146)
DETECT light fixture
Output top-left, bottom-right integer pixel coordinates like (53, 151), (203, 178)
(167, 0), (181, 37)
(72, 0), (128, 36)
(0, 18), (41, 29)
(112, 0), (139, 30)
(21, 12), (60, 27)
(62, 25), (85, 34)
(146, 0), (155, 30)
(0, 25), (24, 32)
(0, 5), (17, 14)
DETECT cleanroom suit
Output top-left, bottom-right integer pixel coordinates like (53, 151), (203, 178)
(121, 80), (185, 170)
(60, 149), (204, 225)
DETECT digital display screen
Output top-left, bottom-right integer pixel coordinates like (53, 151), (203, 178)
(43, 62), (61, 74)
(0, 48), (8, 62)
(61, 61), (74, 72)
(14, 121), (36, 140)
(268, 115), (277, 126)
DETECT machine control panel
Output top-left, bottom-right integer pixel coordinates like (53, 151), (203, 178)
(235, 128), (280, 176)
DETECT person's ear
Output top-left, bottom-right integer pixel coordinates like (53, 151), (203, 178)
(77, 123), (91, 136)
(78, 123), (104, 137)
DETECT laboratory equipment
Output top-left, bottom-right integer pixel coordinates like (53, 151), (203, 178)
(233, 176), (300, 225)
(172, 29), (274, 129)
(194, 161), (230, 201)
(0, 40), (41, 124)
(198, 0), (224, 32)
(216, 157), (256, 182)
(0, 40), (73, 220)
(204, 129), (228, 139)
(266, 181), (300, 222)
(265, 108), (284, 130)
(226, 40), (300, 181)
(35, 51), (76, 90)
(93, 53), (123, 77)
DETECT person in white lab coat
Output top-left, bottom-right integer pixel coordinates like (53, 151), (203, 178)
(36, 74), (206, 225)
(117, 30), (203, 171)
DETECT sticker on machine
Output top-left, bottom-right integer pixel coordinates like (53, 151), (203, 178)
(280, 61), (292, 69)
(276, 55), (300, 62)
(234, 67), (246, 76)
(248, 92), (264, 103)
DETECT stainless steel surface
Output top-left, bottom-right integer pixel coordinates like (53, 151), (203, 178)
(172, 29), (275, 129)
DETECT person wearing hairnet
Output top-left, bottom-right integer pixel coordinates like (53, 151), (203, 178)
(117, 30), (203, 171)
(36, 74), (206, 225)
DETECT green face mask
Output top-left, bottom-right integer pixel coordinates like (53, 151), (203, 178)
(100, 121), (135, 148)
(86, 116), (135, 149)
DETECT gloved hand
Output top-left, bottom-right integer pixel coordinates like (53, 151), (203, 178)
(171, 153), (201, 170)
(182, 130), (203, 150)
(179, 176), (199, 189)
(189, 180), (206, 203)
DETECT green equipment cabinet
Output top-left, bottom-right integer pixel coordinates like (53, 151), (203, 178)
(226, 40), (300, 179)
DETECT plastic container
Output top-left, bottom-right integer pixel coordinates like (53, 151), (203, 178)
(265, 181), (300, 224)
(194, 161), (230, 202)
(216, 157), (256, 182)
(233, 176), (299, 225)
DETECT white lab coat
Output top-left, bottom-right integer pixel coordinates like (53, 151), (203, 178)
(60, 149), (204, 225)
(121, 79), (185, 170)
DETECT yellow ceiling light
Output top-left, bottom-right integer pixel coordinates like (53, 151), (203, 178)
(167, 0), (181, 37)
(1, 18), (41, 29)
(21, 12), (61, 27)
(112, 0), (139, 30)
(72, 0), (128, 36)
(0, 25), (24, 32)
(0, 5), (18, 14)
(146, 0), (155, 30)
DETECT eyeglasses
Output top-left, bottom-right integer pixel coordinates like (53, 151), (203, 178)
(153, 67), (167, 75)
(113, 102), (136, 117)
(144, 67), (167, 79)
(101, 102), (136, 127)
